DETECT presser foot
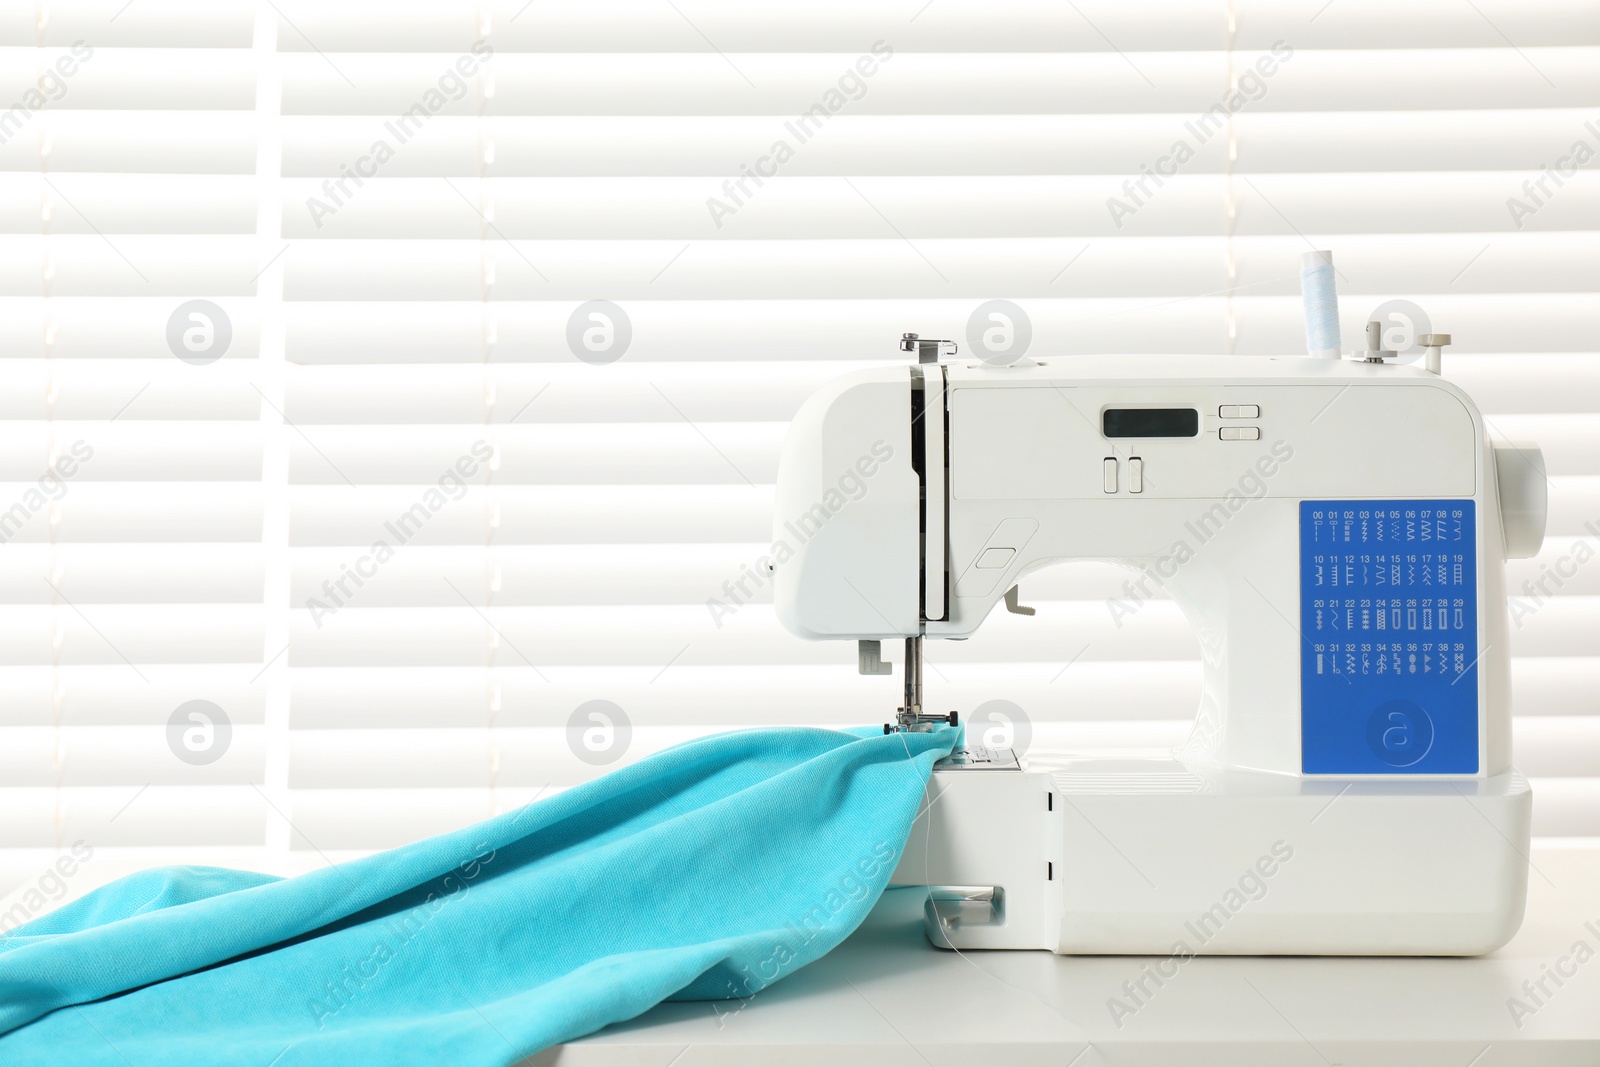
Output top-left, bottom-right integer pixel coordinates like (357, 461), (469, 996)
(884, 707), (959, 734)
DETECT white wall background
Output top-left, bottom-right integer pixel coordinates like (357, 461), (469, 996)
(1, 0), (1598, 909)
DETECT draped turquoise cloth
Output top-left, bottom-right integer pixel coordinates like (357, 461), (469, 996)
(0, 726), (956, 1065)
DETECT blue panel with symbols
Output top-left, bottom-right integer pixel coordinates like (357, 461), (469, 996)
(1300, 500), (1478, 774)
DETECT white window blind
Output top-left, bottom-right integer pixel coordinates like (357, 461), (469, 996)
(2, 0), (1598, 905)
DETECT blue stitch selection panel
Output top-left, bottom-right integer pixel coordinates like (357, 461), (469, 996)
(1299, 500), (1479, 774)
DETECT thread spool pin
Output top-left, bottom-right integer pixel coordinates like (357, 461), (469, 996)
(1361, 320), (1398, 364)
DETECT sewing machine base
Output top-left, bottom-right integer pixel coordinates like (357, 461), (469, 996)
(893, 750), (1531, 956)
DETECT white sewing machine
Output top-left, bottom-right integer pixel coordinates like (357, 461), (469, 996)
(772, 269), (1546, 956)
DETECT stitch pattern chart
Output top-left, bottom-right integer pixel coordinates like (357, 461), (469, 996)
(1300, 500), (1479, 774)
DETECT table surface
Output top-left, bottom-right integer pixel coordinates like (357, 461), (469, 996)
(533, 845), (1600, 1067)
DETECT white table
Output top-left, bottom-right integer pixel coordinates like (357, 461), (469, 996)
(538, 846), (1600, 1066)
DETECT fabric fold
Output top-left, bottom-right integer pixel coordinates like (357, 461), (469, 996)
(0, 725), (956, 1066)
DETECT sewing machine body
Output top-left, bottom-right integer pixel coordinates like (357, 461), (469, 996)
(775, 352), (1545, 955)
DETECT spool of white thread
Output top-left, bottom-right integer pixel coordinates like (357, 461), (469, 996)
(1300, 249), (1340, 358)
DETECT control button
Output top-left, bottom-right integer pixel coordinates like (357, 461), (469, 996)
(976, 547), (1015, 569)
(1220, 426), (1261, 441)
(1103, 457), (1118, 493)
(1219, 404), (1240, 418)
(1219, 404), (1260, 418)
(1128, 457), (1143, 493)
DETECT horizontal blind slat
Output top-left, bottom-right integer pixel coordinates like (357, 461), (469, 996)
(0, 1), (255, 48)
(277, 111), (1600, 176)
(0, 484), (262, 542)
(266, 0), (1600, 53)
(0, 299), (263, 360)
(274, 50), (1600, 116)
(0, 544), (263, 603)
(0, 605), (263, 665)
(0, 175), (257, 235)
(0, 48), (255, 110)
(274, 236), (1600, 301)
(279, 174), (1600, 240)
(0, 114), (254, 173)
(0, 666), (266, 725)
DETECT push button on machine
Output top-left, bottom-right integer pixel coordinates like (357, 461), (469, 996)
(1219, 404), (1260, 418)
(1220, 426), (1261, 441)
(976, 547), (1015, 569)
(1103, 457), (1117, 493)
(1127, 457), (1143, 493)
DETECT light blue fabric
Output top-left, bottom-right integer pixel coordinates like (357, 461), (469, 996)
(0, 725), (956, 1065)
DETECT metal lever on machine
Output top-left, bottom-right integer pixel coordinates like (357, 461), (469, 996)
(900, 333), (957, 364)
(1004, 586), (1034, 616)
(858, 639), (892, 676)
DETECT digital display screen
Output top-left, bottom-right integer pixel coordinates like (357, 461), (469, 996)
(1102, 408), (1199, 438)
